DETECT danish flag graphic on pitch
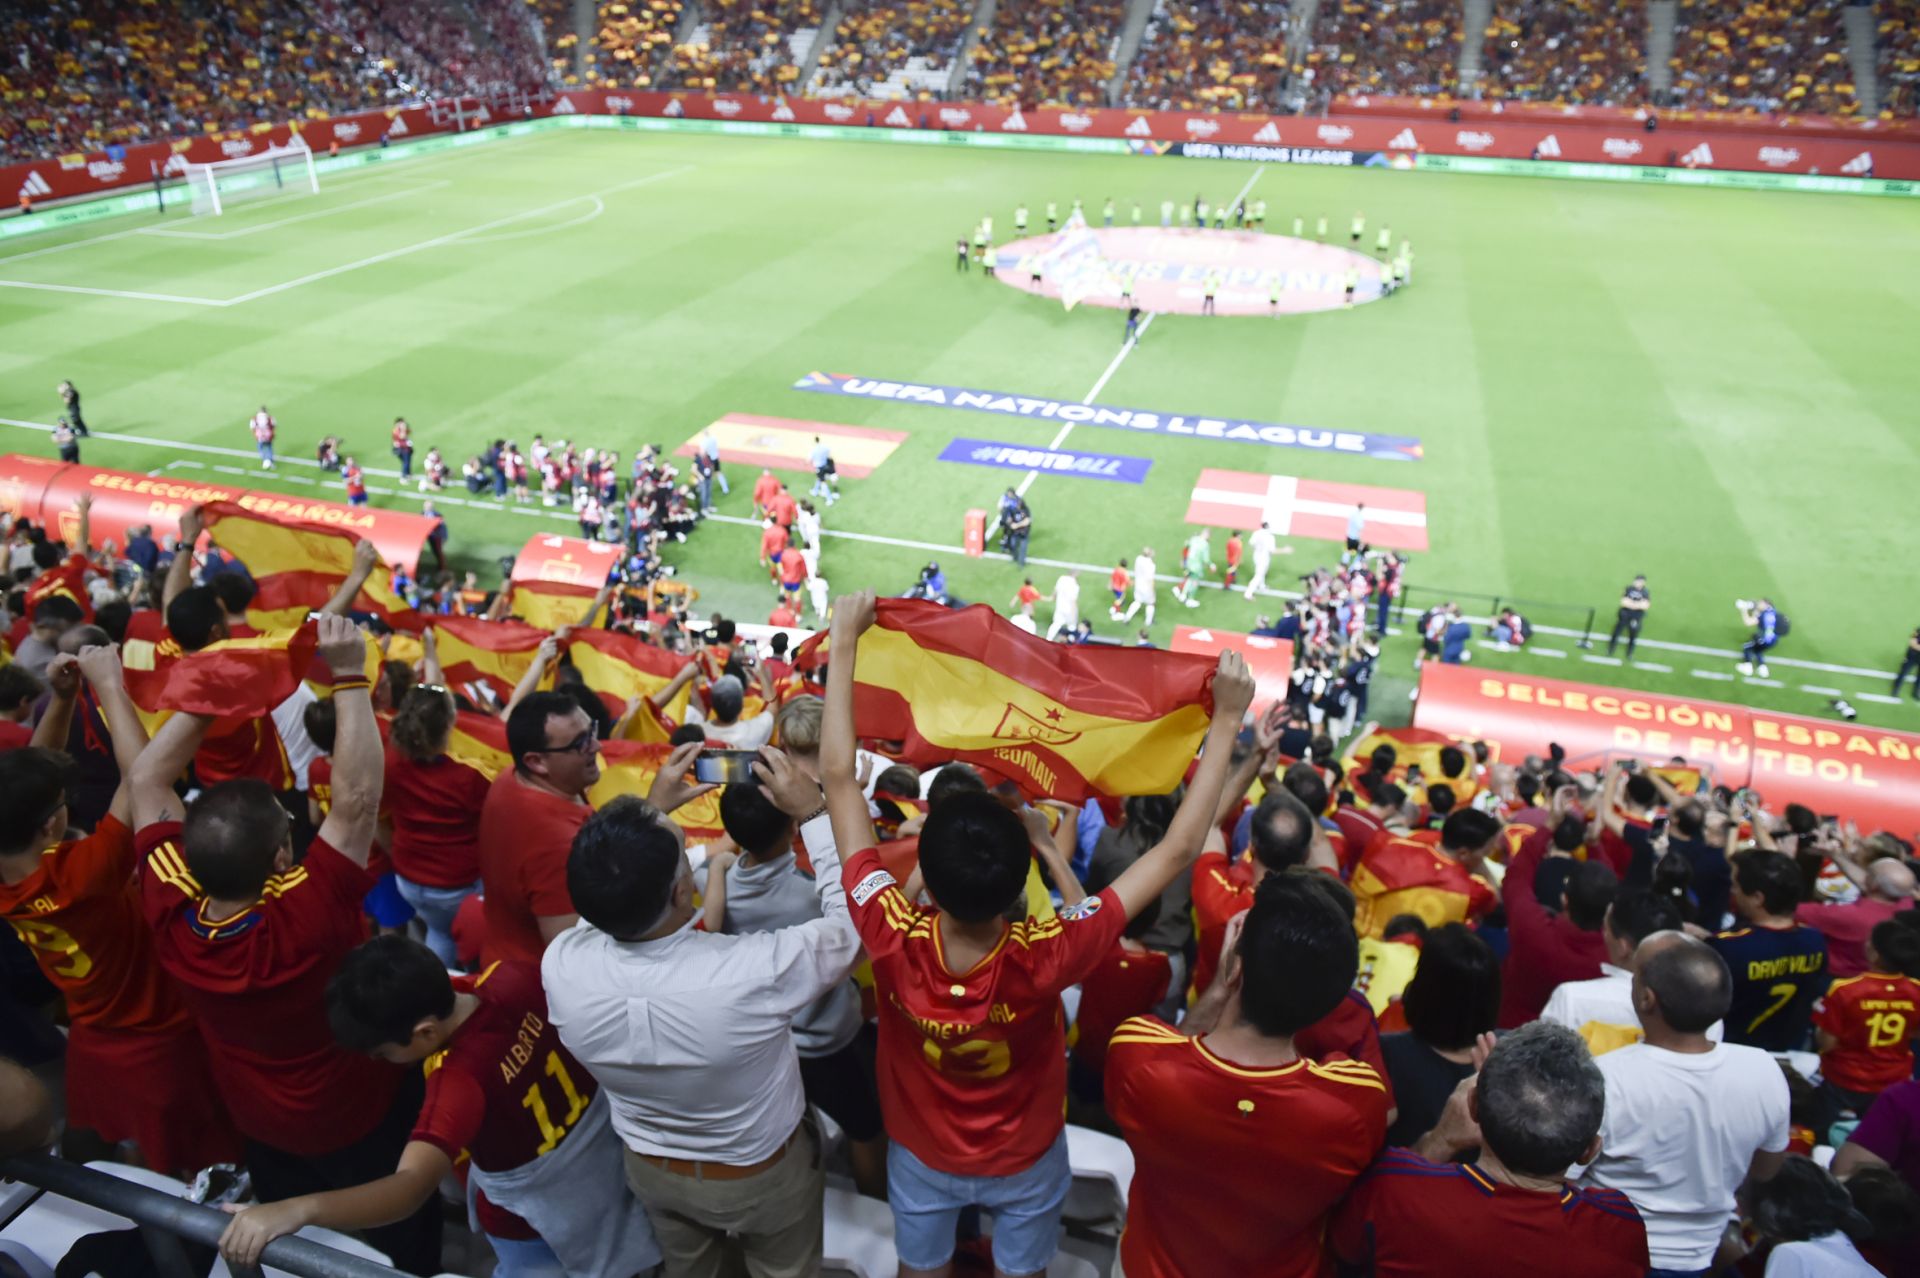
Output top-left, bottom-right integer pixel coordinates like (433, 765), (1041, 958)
(18, 171), (52, 199)
(1185, 470), (1429, 551)
(1387, 128), (1419, 149)
(1253, 121), (1281, 143)
(1841, 151), (1873, 175)
(1535, 133), (1562, 158)
(1125, 116), (1152, 137)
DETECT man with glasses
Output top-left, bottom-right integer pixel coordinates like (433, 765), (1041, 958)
(128, 614), (444, 1274)
(476, 691), (606, 966)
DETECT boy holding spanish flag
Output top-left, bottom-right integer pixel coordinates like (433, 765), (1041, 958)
(819, 590), (1255, 1278)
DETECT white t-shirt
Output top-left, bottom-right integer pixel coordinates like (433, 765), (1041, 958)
(1052, 575), (1080, 618)
(687, 704), (776, 751)
(1764, 1232), (1878, 1276)
(1132, 556), (1156, 600)
(1541, 966), (1724, 1057)
(1010, 613), (1038, 635)
(1580, 1042), (1790, 1271)
(1250, 527), (1276, 561)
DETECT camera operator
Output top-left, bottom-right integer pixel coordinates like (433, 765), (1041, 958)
(1735, 597), (1786, 678)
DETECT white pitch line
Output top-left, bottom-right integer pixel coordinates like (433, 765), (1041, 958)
(136, 181), (452, 240)
(1582, 654), (1623, 666)
(1692, 670), (1737, 681)
(1744, 677), (1785, 688)
(1857, 692), (1908, 706)
(1011, 314), (1157, 501)
(1530, 647), (1567, 658)
(216, 166), (691, 306)
(1800, 685), (1844, 697)
(1632, 661), (1673, 673)
(0, 278), (227, 305)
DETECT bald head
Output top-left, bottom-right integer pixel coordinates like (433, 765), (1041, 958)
(1866, 858), (1916, 903)
(1633, 931), (1731, 1035)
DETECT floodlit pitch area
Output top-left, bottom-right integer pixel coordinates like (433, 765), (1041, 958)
(3, 128), (1918, 721)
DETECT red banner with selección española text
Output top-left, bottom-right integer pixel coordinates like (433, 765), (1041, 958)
(1413, 663), (1920, 840)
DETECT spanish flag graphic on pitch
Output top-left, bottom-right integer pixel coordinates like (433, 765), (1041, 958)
(794, 599), (1217, 800)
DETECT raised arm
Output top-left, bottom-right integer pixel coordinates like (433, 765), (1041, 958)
(161, 505), (203, 612)
(505, 634), (560, 718)
(647, 660), (700, 713)
(319, 538), (380, 617)
(129, 709), (212, 829)
(419, 627), (445, 688)
(1598, 762), (1626, 838)
(314, 614), (382, 867)
(30, 656), (80, 751)
(820, 592), (879, 857)
(1024, 804), (1086, 907)
(1107, 652), (1256, 920)
(73, 493), (90, 558)
(579, 582), (614, 630)
(74, 645), (151, 826)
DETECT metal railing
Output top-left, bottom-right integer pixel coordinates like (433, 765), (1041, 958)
(1387, 584), (1599, 649)
(0, 1155), (396, 1278)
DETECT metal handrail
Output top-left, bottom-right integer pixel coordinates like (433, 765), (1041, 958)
(0, 1154), (397, 1278)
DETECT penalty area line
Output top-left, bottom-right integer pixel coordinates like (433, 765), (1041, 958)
(1011, 311), (1157, 501)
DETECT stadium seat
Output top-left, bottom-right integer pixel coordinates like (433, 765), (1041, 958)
(823, 1184), (899, 1278)
(1064, 1124), (1134, 1221)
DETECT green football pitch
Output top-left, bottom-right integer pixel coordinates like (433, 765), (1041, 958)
(2, 127), (1917, 727)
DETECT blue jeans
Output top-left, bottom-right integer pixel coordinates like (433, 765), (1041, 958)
(488, 1233), (565, 1278)
(395, 876), (479, 966)
(257, 442), (274, 464)
(887, 1130), (1069, 1276)
(1007, 530), (1029, 566)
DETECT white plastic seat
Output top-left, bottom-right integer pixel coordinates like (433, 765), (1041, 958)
(1063, 1125), (1134, 1223)
(1048, 1252), (1102, 1278)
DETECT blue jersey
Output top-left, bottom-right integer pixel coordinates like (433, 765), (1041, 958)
(1756, 607), (1778, 645)
(1706, 923), (1828, 1051)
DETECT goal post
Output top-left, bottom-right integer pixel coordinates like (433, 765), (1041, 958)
(186, 140), (319, 216)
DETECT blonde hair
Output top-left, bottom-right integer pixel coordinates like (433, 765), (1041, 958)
(774, 695), (823, 754)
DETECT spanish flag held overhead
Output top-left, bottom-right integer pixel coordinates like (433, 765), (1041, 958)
(157, 622), (319, 723)
(200, 501), (422, 633)
(508, 579), (598, 631)
(794, 599), (1217, 801)
(446, 712), (723, 841)
(1344, 725), (1485, 796)
(434, 615), (550, 703)
(565, 629), (692, 739)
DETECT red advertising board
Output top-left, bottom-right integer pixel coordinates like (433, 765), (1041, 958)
(0, 454), (439, 573)
(9, 89), (1917, 209)
(1413, 662), (1920, 840)
(510, 532), (623, 591)
(1328, 94), (1920, 145)
(1170, 624), (1295, 718)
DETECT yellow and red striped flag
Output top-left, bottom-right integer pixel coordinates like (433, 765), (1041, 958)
(564, 628), (690, 742)
(435, 615), (550, 703)
(1344, 726), (1484, 791)
(794, 599), (1217, 801)
(508, 580), (598, 631)
(446, 712), (723, 841)
(156, 622), (319, 723)
(201, 501), (422, 633)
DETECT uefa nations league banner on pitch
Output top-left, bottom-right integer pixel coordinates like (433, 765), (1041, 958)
(937, 438), (1152, 482)
(794, 373), (1422, 461)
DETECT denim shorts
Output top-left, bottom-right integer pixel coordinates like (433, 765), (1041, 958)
(887, 1129), (1070, 1276)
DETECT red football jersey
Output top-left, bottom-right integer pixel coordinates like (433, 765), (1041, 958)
(840, 846), (1126, 1176)
(383, 749), (491, 889)
(476, 771), (591, 965)
(1071, 942), (1171, 1077)
(1350, 832), (1497, 938)
(196, 717), (294, 790)
(1190, 850), (1255, 996)
(1330, 1150), (1649, 1277)
(0, 720), (30, 752)
(137, 821), (400, 1155)
(0, 816), (189, 1035)
(1106, 1016), (1389, 1277)
(412, 962), (598, 1240)
(1814, 971), (1920, 1094)
(24, 553), (93, 622)
(1297, 988), (1394, 1106)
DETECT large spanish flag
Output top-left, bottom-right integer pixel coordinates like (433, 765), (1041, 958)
(794, 600), (1217, 801)
(446, 712), (723, 841)
(157, 623), (319, 722)
(509, 580), (598, 631)
(565, 629), (691, 740)
(201, 501), (422, 633)
(435, 615), (549, 703)
(1344, 725), (1484, 793)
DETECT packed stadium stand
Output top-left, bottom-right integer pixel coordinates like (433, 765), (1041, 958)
(1302, 0), (1464, 100)
(809, 0), (976, 99)
(0, 0), (378, 163)
(966, 0), (1131, 107)
(1479, 0), (1648, 105)
(1667, 0), (1860, 115)
(1121, 0), (1295, 112)
(657, 0), (824, 92)
(583, 0), (685, 88)
(1880, 0), (1920, 116)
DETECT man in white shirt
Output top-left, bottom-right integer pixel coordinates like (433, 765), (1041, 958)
(687, 673), (775, 750)
(1242, 522), (1277, 600)
(1543, 888), (1708, 1056)
(1122, 548), (1157, 627)
(544, 750), (858, 1277)
(1580, 932), (1790, 1277)
(1045, 573), (1081, 641)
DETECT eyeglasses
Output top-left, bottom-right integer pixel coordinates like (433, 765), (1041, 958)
(538, 725), (600, 757)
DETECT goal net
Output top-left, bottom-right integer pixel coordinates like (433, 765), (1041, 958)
(186, 141), (319, 216)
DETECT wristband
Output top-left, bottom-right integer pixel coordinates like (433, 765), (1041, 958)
(798, 803), (829, 827)
(329, 677), (371, 694)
